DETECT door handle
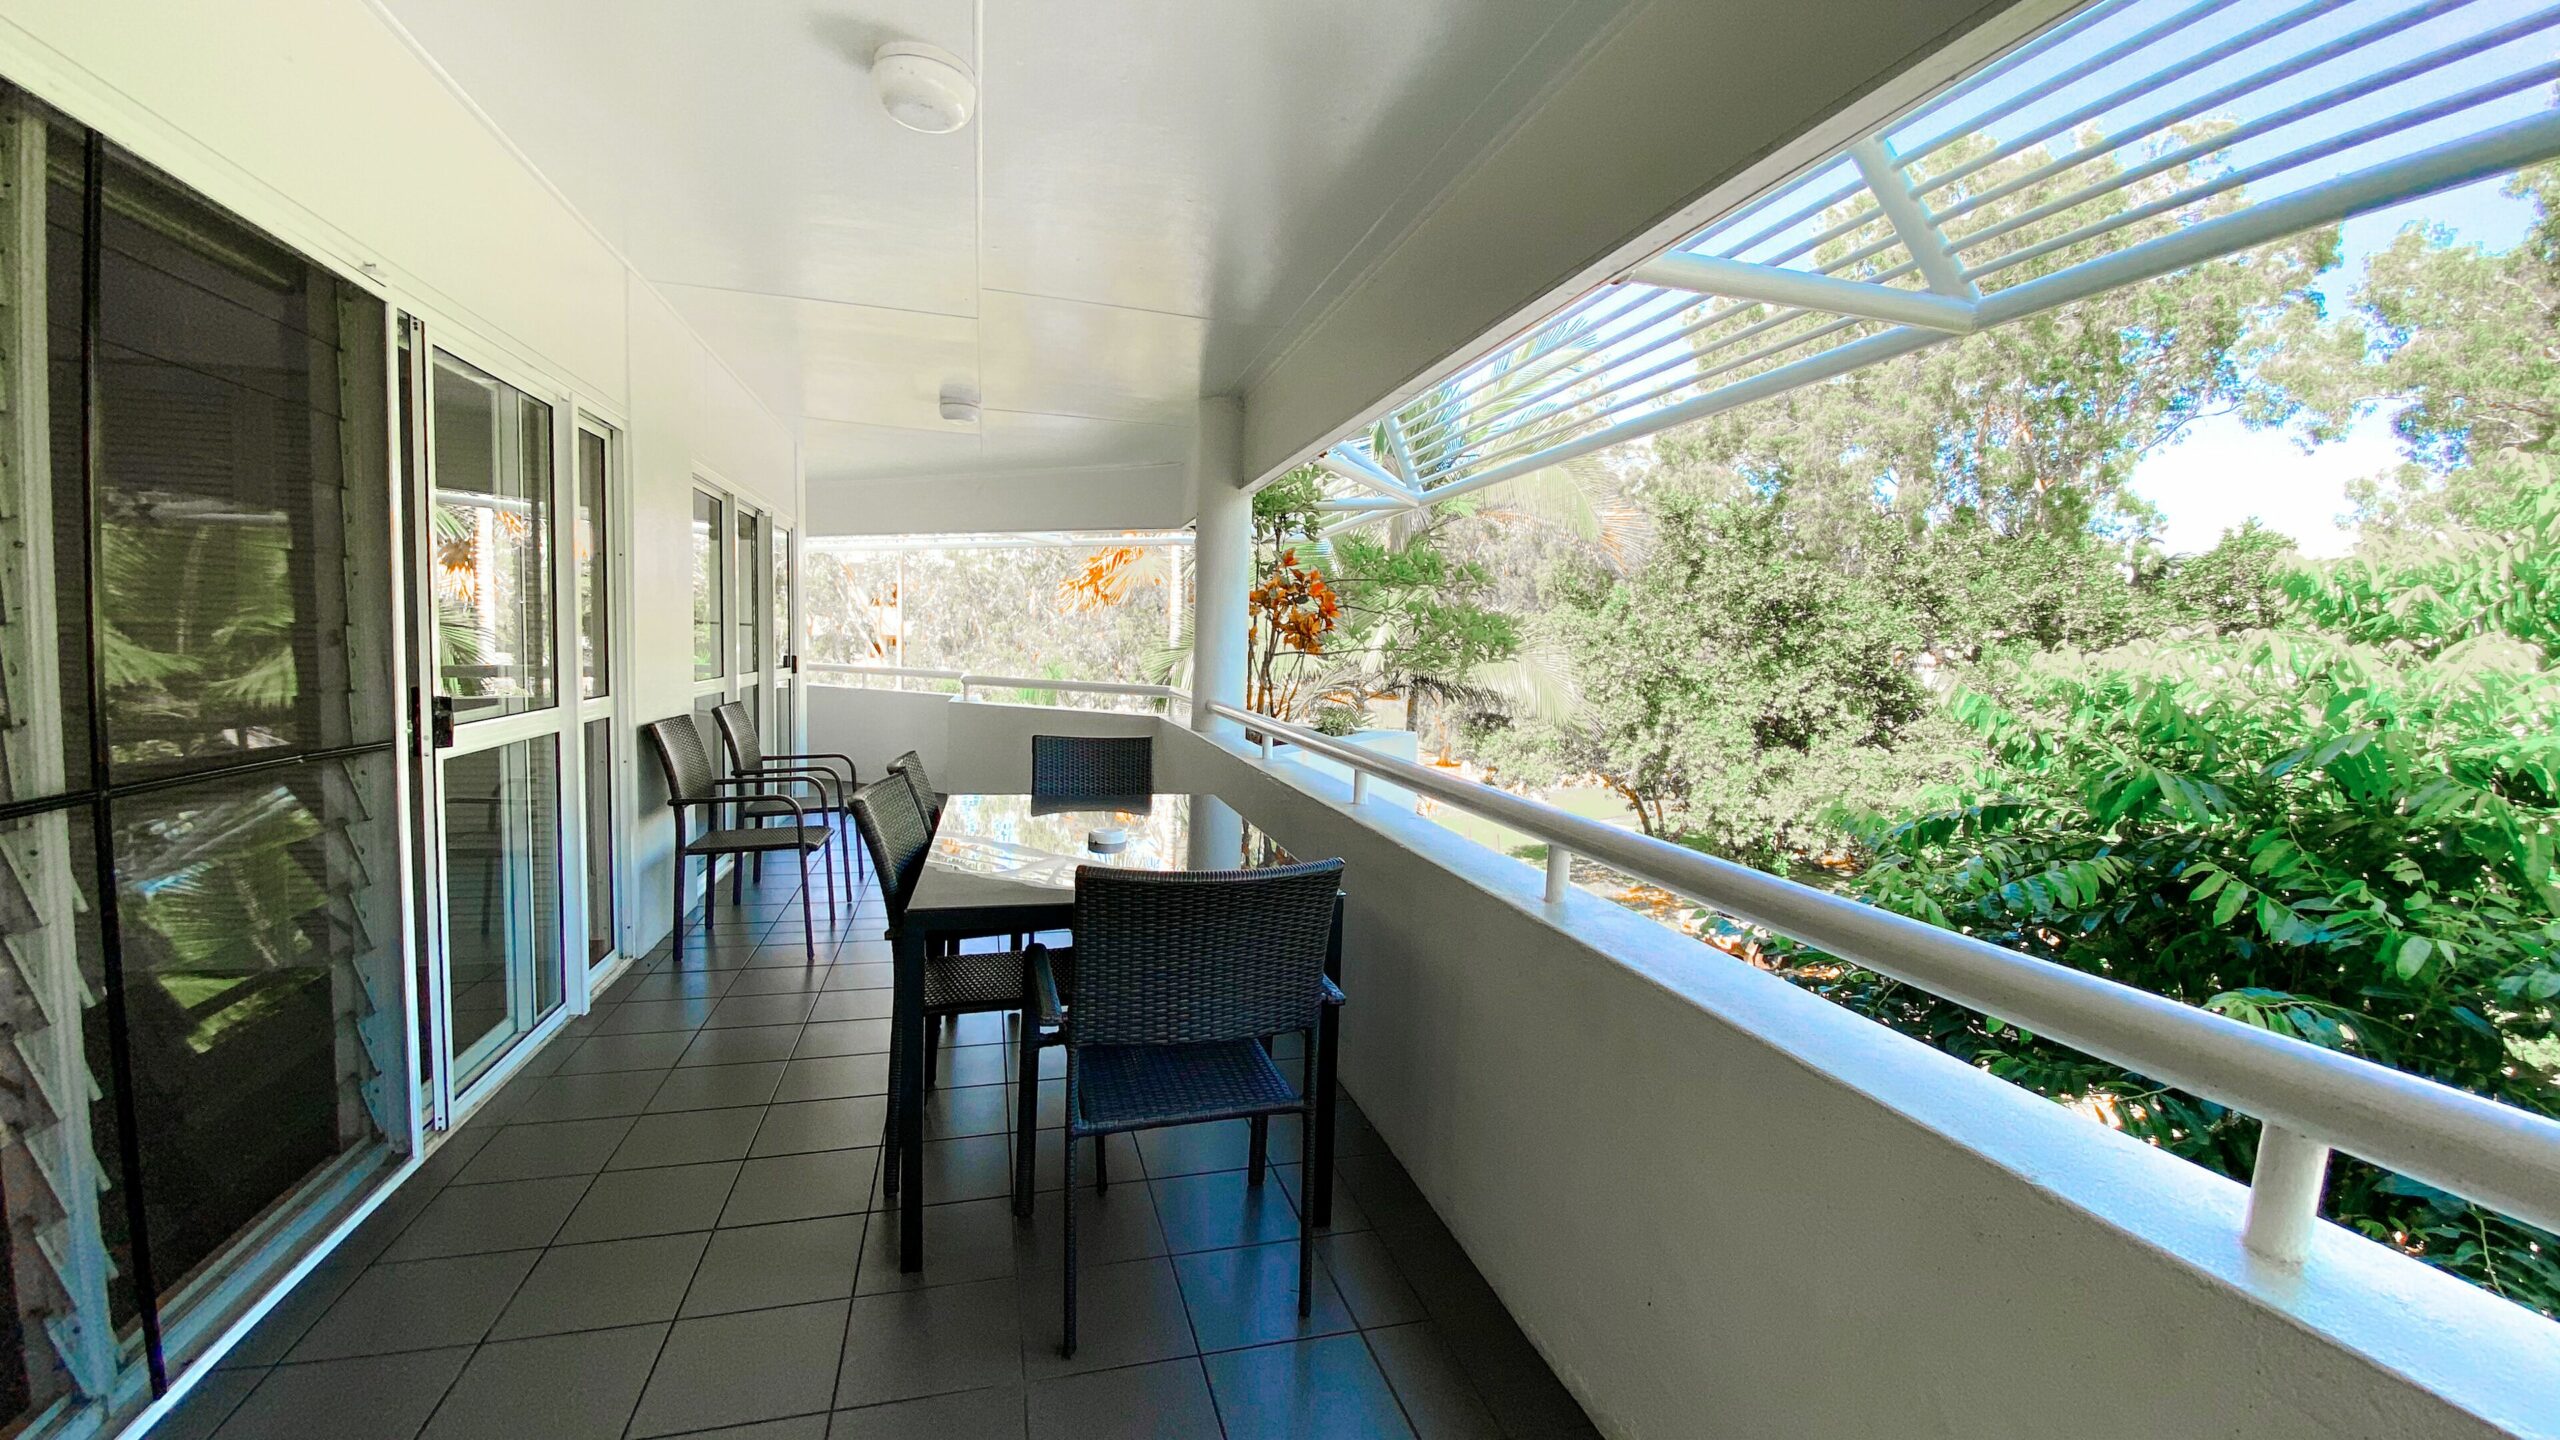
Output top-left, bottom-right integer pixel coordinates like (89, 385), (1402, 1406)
(430, 694), (456, 750)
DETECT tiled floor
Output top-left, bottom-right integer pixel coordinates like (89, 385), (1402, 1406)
(163, 865), (1597, 1440)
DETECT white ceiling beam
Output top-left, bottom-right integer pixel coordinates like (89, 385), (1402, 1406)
(1380, 414), (1425, 486)
(1628, 252), (1977, 332)
(1849, 135), (1978, 300)
(1317, 496), (1414, 513)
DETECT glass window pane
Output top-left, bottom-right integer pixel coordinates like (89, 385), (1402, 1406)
(431, 354), (555, 720)
(582, 718), (614, 968)
(773, 528), (790, 663)
(735, 509), (762, 674)
(441, 738), (563, 1086)
(692, 491), (722, 680)
(99, 752), (402, 1313)
(576, 428), (609, 700)
(77, 142), (394, 778)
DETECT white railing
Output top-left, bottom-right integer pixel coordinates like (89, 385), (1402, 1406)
(1204, 700), (2560, 1261)
(807, 663), (1188, 713)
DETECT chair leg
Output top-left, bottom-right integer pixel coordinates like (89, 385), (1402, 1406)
(732, 840), (745, 903)
(1248, 1115), (1269, 1187)
(879, 1029), (901, 1200)
(671, 852), (688, 964)
(1093, 1133), (1109, 1193)
(924, 1015), (940, 1091)
(703, 850), (718, 942)
(1061, 1123), (1080, 1358)
(798, 849), (818, 963)
(1297, 1103), (1316, 1318)
(1014, 1036), (1040, 1217)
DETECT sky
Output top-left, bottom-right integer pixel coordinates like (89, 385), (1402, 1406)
(2128, 174), (2538, 557)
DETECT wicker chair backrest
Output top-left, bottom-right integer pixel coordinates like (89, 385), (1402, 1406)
(1030, 735), (1152, 801)
(713, 701), (764, 772)
(1068, 859), (1344, 1047)
(852, 777), (932, 923)
(643, 715), (719, 809)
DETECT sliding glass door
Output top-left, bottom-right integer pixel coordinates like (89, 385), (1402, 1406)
(404, 334), (572, 1104)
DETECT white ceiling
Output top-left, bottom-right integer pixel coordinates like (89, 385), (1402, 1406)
(377, 0), (1632, 516)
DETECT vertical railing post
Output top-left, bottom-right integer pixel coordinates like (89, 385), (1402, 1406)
(1545, 847), (1572, 904)
(1259, 732), (1273, 767)
(1351, 770), (1368, 805)
(2243, 1124), (2331, 1264)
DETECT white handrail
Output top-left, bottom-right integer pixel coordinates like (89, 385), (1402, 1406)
(807, 663), (1186, 707)
(1207, 700), (2560, 1252)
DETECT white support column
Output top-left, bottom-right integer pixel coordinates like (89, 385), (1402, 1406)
(1190, 396), (1250, 743)
(2243, 1125), (2331, 1264)
(1545, 847), (1572, 904)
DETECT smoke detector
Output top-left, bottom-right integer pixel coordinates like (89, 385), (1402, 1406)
(938, 381), (981, 425)
(873, 42), (976, 134)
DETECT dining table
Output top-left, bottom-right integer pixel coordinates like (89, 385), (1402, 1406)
(887, 790), (1338, 1270)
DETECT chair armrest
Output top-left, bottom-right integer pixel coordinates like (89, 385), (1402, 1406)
(679, 788), (808, 825)
(1026, 942), (1066, 1030)
(736, 763), (845, 807)
(764, 751), (858, 783)
(1319, 976), (1345, 1007)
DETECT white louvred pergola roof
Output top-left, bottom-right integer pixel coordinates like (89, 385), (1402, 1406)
(1314, 0), (2560, 522)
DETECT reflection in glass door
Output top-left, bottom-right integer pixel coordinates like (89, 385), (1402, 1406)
(575, 421), (620, 974)
(409, 337), (572, 1098)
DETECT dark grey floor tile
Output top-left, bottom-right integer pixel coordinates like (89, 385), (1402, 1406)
(1175, 1241), (1354, 1353)
(823, 962), (895, 991)
(611, 1106), (769, 1169)
(937, 1045), (1009, 1089)
(1334, 1154), (1436, 1233)
(725, 967), (834, 996)
(1012, 1181), (1168, 1274)
(869, 1135), (1016, 1208)
(832, 1385), (1024, 1438)
(510, 1068), (670, 1123)
(1202, 1334), (1415, 1440)
(684, 1214), (865, 1316)
(1133, 1120), (1257, 1178)
(556, 1030), (696, 1074)
(632, 1300), (850, 1437)
(419, 1322), (668, 1440)
(557, 1160), (740, 1243)
(651, 1061), (789, 1113)
(1025, 1131), (1143, 1195)
(680, 1418), (831, 1440)
(489, 1231), (709, 1338)
(1316, 1231), (1424, 1328)
(1363, 1324), (1501, 1440)
(1026, 1359), (1217, 1440)
(1017, 1256), (1195, 1381)
(1150, 1170), (1301, 1255)
(797, 1019), (893, 1058)
(776, 1053), (891, 1103)
(857, 1197), (1021, 1295)
(598, 998), (719, 1034)
(153, 1362), (263, 1440)
(723, 1148), (880, 1228)
(222, 1261), (365, 1367)
(413, 1125), (499, 1191)
(809, 988), (896, 1023)
(834, 1277), (1023, 1409)
(924, 1084), (1015, 1140)
(708, 991), (822, 1029)
(621, 969), (737, 1003)
(756, 1096), (890, 1158)
(211, 1347), (474, 1440)
(683, 1024), (809, 1068)
(382, 1175), (589, 1262)
(1276, 1164), (1371, 1236)
(453, 1117), (635, 1184)
(287, 1250), (539, 1361)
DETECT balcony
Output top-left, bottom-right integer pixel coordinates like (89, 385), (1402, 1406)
(1, 1), (2556, 1438)
(166, 867), (1594, 1439)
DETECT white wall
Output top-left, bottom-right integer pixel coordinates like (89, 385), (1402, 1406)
(0, 0), (804, 958)
(808, 692), (2560, 1440)
(807, 684), (1162, 796)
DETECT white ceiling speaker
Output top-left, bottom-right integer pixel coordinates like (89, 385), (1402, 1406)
(938, 381), (981, 425)
(873, 41), (976, 134)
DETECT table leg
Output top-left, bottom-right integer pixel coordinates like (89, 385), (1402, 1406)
(895, 927), (927, 1270)
(1312, 1008), (1338, 1229)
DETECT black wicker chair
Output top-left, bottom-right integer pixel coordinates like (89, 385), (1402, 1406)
(643, 715), (843, 964)
(852, 778), (1068, 1194)
(888, 749), (944, 827)
(711, 700), (864, 885)
(1033, 859), (1346, 1357)
(1029, 734), (1152, 803)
